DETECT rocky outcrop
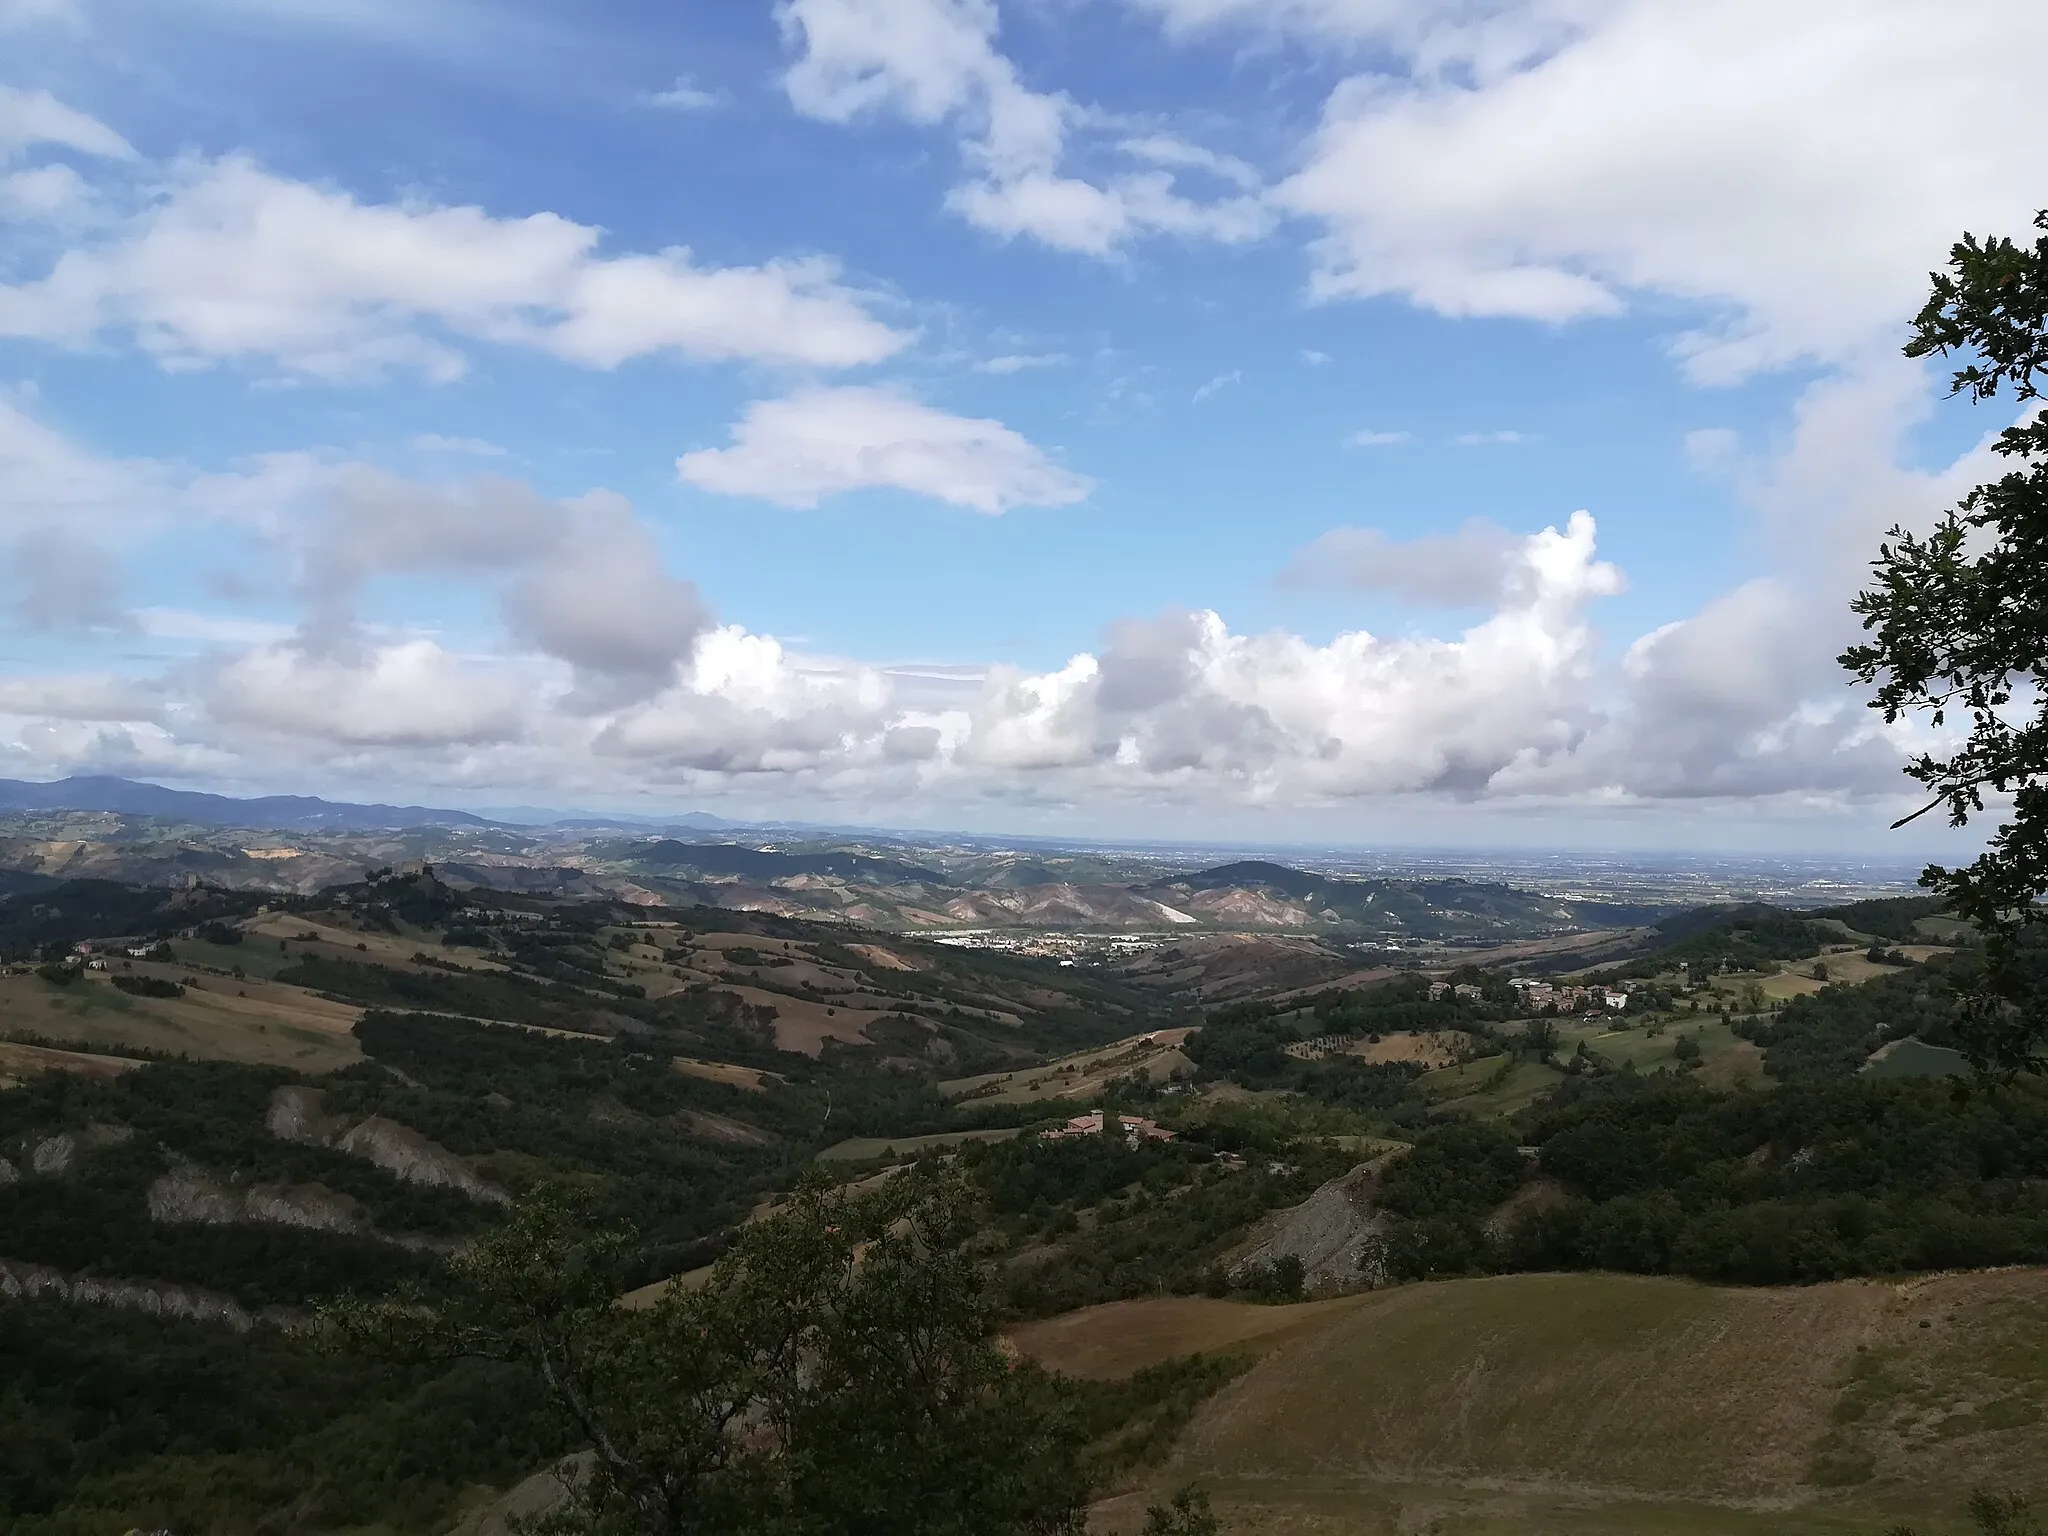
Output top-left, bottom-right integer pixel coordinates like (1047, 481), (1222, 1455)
(267, 1086), (509, 1206)
(1231, 1162), (1389, 1293)
(0, 1256), (257, 1331)
(266, 1084), (347, 1147)
(31, 1134), (76, 1175)
(148, 1162), (367, 1234)
(0, 1154), (17, 1186)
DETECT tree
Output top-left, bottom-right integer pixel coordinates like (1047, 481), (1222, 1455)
(324, 1176), (1087, 1536)
(1844, 209), (2048, 1072)
(1142, 1485), (1220, 1536)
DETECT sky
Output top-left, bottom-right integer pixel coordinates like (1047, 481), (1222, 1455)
(0, 0), (2042, 853)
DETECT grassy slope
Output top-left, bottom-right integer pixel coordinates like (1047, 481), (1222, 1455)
(1015, 1271), (2048, 1534)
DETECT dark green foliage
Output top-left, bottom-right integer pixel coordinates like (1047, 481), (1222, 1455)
(1818, 896), (1947, 942)
(959, 1130), (1349, 1317)
(33, 962), (76, 985)
(1590, 907), (1830, 982)
(198, 920), (244, 946)
(1141, 1486), (1221, 1536)
(1743, 961), (1960, 1082)
(1065, 1355), (1247, 1487)
(1375, 1073), (2048, 1285)
(279, 953), (646, 1018)
(0, 1303), (570, 1536)
(111, 974), (183, 999)
(1843, 209), (2048, 1073)
(0, 1061), (488, 1302)
(326, 1179), (1090, 1536)
(0, 879), (269, 962)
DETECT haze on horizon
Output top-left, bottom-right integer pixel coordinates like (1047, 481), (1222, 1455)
(1, 0), (2040, 859)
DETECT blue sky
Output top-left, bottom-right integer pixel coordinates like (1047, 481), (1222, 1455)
(0, 0), (2042, 852)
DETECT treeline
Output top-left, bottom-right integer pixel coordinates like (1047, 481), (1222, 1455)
(1373, 1073), (2048, 1286)
(0, 1299), (570, 1535)
(1587, 907), (1833, 983)
(957, 1124), (1353, 1316)
(0, 879), (275, 963)
(1737, 961), (1962, 1081)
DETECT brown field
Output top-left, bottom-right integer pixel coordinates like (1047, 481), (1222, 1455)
(1342, 1030), (1468, 1069)
(1055, 1270), (2048, 1535)
(672, 1056), (780, 1091)
(847, 942), (928, 971)
(1010, 1294), (1372, 1380)
(0, 968), (362, 1069)
(941, 1030), (1197, 1105)
(715, 983), (891, 1055)
(0, 1037), (147, 1085)
(242, 912), (514, 975)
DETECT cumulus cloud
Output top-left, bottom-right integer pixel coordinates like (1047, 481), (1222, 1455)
(777, 0), (1271, 255)
(597, 627), (893, 774)
(0, 86), (134, 162)
(677, 385), (1093, 513)
(1281, 520), (1522, 607)
(4, 527), (125, 631)
(1258, 0), (2048, 381)
(0, 153), (908, 380)
(201, 639), (531, 748)
(504, 492), (710, 704)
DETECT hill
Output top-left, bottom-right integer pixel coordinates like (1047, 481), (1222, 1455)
(1139, 863), (1665, 938)
(623, 839), (951, 887)
(0, 776), (497, 831)
(1022, 1270), (2048, 1534)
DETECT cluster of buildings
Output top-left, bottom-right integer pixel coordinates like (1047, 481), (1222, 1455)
(1426, 981), (1486, 1002)
(1509, 975), (1631, 1013)
(1040, 1109), (1177, 1146)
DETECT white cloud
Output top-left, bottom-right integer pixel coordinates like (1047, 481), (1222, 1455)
(4, 526), (124, 630)
(412, 433), (507, 457)
(1, 163), (95, 220)
(976, 351), (1069, 373)
(0, 155), (909, 380)
(1120, 134), (1259, 189)
(0, 393), (1979, 825)
(1347, 428), (1409, 446)
(1454, 430), (1534, 445)
(677, 385), (1093, 513)
(1266, 0), (2048, 381)
(1191, 370), (1240, 403)
(0, 672), (157, 721)
(778, 0), (1272, 255)
(202, 639), (531, 748)
(954, 511), (1624, 791)
(503, 491), (709, 702)
(0, 0), (84, 28)
(0, 87), (134, 162)
(1301, 349), (1331, 365)
(641, 77), (729, 111)
(597, 627), (893, 774)
(1281, 519), (1522, 606)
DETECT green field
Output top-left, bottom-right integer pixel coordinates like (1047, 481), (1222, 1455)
(1864, 1038), (1972, 1079)
(1027, 1269), (2048, 1536)
(815, 1126), (1025, 1161)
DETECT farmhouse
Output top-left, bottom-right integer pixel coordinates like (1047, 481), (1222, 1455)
(1041, 1109), (1176, 1146)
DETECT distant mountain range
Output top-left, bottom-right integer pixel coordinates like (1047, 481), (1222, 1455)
(0, 776), (726, 834)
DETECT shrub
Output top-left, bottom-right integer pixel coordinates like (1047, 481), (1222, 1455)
(113, 974), (185, 999)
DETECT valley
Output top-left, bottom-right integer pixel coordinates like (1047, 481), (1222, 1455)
(0, 787), (2032, 1535)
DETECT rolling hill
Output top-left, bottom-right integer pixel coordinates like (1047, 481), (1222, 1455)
(1020, 1270), (2048, 1535)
